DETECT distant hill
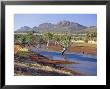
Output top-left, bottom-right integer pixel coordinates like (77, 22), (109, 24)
(15, 20), (96, 34)
(77, 26), (97, 34)
(84, 26), (97, 32)
(15, 26), (32, 32)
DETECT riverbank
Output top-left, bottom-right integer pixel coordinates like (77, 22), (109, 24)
(48, 42), (96, 55)
(14, 45), (82, 76)
(14, 59), (80, 76)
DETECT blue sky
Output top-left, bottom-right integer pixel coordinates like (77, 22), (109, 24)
(14, 14), (97, 31)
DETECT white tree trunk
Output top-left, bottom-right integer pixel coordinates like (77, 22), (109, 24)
(61, 47), (67, 55)
(47, 40), (49, 47)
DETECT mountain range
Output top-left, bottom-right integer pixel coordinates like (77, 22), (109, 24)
(15, 20), (96, 34)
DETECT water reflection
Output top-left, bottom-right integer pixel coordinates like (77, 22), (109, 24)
(32, 49), (97, 76)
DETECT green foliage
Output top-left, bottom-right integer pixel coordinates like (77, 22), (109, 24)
(53, 34), (60, 42)
(14, 33), (33, 44)
(55, 34), (72, 48)
(42, 32), (54, 41)
(84, 32), (97, 43)
(14, 31), (96, 48)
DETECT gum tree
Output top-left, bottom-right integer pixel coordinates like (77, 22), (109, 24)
(54, 33), (72, 55)
(43, 32), (54, 47)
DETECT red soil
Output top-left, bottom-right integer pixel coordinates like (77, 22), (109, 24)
(29, 55), (77, 65)
(48, 43), (96, 55)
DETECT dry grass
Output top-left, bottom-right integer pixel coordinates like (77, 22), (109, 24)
(14, 45), (28, 54)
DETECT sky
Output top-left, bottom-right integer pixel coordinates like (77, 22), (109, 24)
(14, 14), (97, 31)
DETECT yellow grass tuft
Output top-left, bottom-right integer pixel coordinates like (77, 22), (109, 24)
(14, 45), (28, 54)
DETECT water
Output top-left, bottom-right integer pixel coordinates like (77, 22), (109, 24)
(32, 49), (97, 76)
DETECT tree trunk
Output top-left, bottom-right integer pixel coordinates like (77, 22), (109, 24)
(47, 40), (49, 47)
(55, 41), (57, 45)
(61, 47), (67, 55)
(39, 43), (41, 48)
